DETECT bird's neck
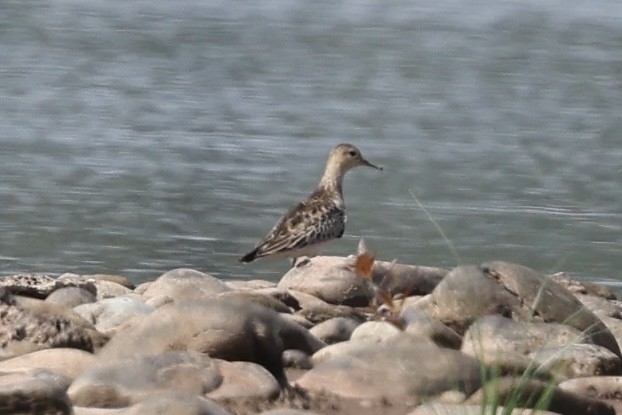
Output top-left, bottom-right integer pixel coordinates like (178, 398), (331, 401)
(319, 163), (345, 196)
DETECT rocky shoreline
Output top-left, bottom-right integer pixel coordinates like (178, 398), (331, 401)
(1, 254), (622, 415)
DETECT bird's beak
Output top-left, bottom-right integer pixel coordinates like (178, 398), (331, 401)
(361, 158), (383, 170)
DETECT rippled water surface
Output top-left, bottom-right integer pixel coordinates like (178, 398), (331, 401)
(0, 0), (620, 284)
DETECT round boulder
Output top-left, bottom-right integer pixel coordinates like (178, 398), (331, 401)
(350, 321), (401, 342)
(0, 369), (72, 415)
(74, 296), (154, 333)
(462, 315), (587, 369)
(0, 348), (96, 380)
(482, 261), (621, 358)
(417, 262), (621, 359)
(371, 261), (448, 296)
(68, 351), (222, 408)
(141, 268), (231, 302)
(289, 290), (365, 324)
(1, 293), (106, 357)
(417, 265), (522, 333)
(277, 256), (374, 306)
(122, 392), (231, 415)
(98, 299), (325, 388)
(559, 376), (622, 401)
(530, 344), (622, 378)
(402, 309), (462, 349)
(309, 317), (361, 344)
(467, 377), (615, 415)
(206, 360), (280, 400)
(297, 333), (480, 399)
(46, 287), (96, 308)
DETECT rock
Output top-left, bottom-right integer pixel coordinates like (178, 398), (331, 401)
(573, 295), (622, 350)
(482, 261), (621, 358)
(0, 348), (96, 380)
(141, 268), (230, 302)
(371, 261), (448, 296)
(122, 392), (231, 415)
(68, 351), (222, 407)
(74, 296), (155, 333)
(408, 403), (559, 415)
(0, 274), (58, 299)
(225, 279), (276, 291)
(433, 389), (467, 404)
(309, 317), (361, 344)
(416, 265), (524, 333)
(91, 280), (133, 300)
(311, 337), (378, 365)
(402, 309), (462, 349)
(288, 290), (367, 324)
(297, 333), (480, 399)
(280, 313), (314, 329)
(58, 273), (133, 288)
(73, 407), (124, 415)
(17, 296), (110, 353)
(0, 290), (105, 358)
(255, 287), (303, 310)
(550, 272), (616, 300)
(577, 295), (622, 319)
(217, 291), (291, 313)
(530, 344), (622, 378)
(258, 410), (323, 415)
(462, 315), (586, 367)
(15, 295), (96, 328)
(350, 321), (401, 342)
(46, 286), (97, 308)
(98, 299), (325, 387)
(144, 294), (174, 309)
(58, 273), (134, 299)
(79, 274), (135, 289)
(600, 316), (622, 353)
(206, 360), (280, 400)
(0, 369), (73, 415)
(559, 376), (622, 401)
(282, 349), (313, 369)
(0, 273), (96, 299)
(133, 281), (151, 295)
(277, 256), (374, 306)
(467, 376), (615, 415)
(417, 262), (621, 359)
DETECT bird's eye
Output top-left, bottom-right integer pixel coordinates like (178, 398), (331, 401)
(348, 150), (357, 157)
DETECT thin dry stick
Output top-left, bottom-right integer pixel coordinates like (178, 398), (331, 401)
(408, 188), (462, 265)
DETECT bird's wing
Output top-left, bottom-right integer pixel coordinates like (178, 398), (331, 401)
(253, 197), (345, 258)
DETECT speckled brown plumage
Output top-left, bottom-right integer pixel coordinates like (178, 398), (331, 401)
(240, 144), (381, 263)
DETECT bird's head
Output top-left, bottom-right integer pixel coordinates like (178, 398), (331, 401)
(329, 143), (383, 173)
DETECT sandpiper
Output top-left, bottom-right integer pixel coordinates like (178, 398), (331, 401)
(240, 143), (382, 264)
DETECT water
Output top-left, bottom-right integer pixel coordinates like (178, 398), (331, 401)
(0, 0), (620, 285)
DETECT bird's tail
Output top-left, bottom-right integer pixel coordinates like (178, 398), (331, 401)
(239, 248), (259, 263)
